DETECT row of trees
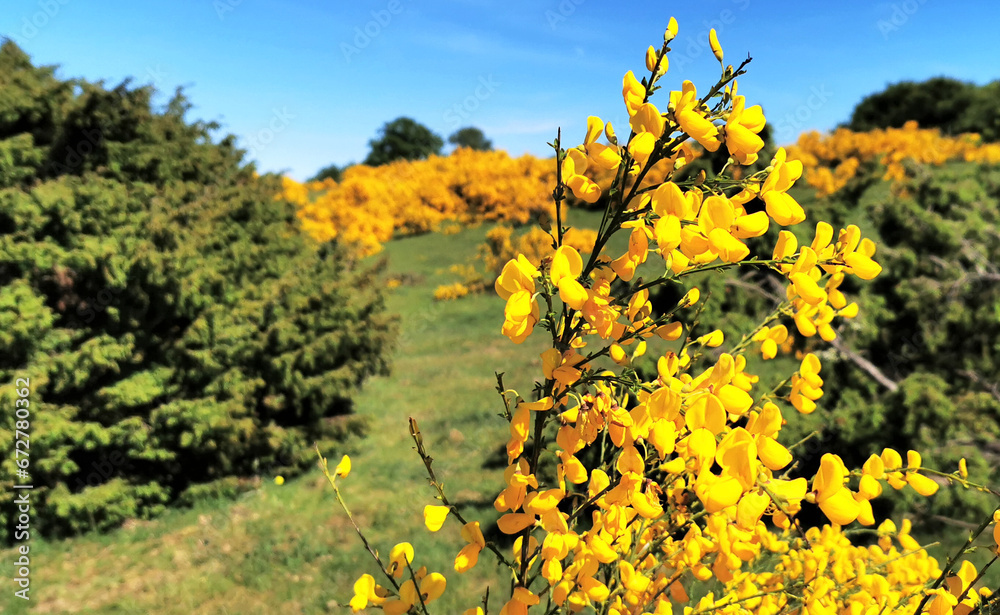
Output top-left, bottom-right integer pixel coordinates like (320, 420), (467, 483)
(312, 119), (493, 182)
(849, 77), (1000, 141)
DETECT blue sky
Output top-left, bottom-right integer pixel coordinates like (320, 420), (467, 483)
(2, 0), (997, 180)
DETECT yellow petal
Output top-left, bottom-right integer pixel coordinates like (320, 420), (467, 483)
(558, 278), (589, 311)
(424, 505), (450, 532)
(585, 116), (604, 145)
(645, 45), (657, 72)
(907, 472), (940, 496)
(709, 28), (723, 62)
(790, 272), (827, 306)
(717, 384), (753, 414)
(566, 174), (602, 204)
(757, 436), (792, 471)
(420, 572), (447, 603)
(628, 131), (656, 166)
(350, 574), (376, 612)
(665, 17), (678, 40)
(497, 513), (535, 534)
(697, 475), (743, 512)
(818, 487), (861, 525)
(844, 251), (882, 280)
(708, 228), (749, 262)
(335, 454), (352, 479)
(736, 491), (770, 529)
(551, 245), (583, 286)
(460, 521), (485, 547)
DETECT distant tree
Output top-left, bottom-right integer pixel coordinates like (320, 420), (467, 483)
(364, 117), (443, 166)
(448, 127), (493, 151)
(847, 77), (1000, 138)
(311, 163), (344, 182)
(956, 81), (1000, 142)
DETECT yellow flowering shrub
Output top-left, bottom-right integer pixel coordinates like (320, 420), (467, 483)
(284, 148), (560, 256)
(433, 282), (472, 301)
(789, 121), (1000, 196)
(321, 19), (1000, 615)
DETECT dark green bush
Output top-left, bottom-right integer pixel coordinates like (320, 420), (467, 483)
(646, 160), (1000, 530)
(0, 41), (396, 538)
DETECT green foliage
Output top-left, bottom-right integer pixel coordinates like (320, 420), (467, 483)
(309, 163), (344, 182)
(0, 41), (396, 538)
(649, 159), (1000, 530)
(364, 116), (444, 166)
(848, 77), (1000, 141)
(821, 162), (1000, 525)
(448, 126), (493, 152)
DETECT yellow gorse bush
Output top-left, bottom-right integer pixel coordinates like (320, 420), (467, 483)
(789, 121), (1000, 196)
(284, 148), (560, 256)
(320, 20), (1000, 615)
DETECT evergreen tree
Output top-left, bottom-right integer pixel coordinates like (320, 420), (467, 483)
(0, 41), (396, 537)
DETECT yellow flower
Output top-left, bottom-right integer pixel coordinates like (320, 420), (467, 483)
(334, 455), (351, 479)
(424, 505), (450, 532)
(498, 513), (535, 534)
(752, 325), (788, 359)
(709, 28), (723, 63)
(551, 245), (589, 310)
(496, 256), (541, 343)
(760, 148), (806, 226)
(388, 542), (415, 578)
(725, 96), (766, 165)
(622, 71), (645, 116)
(273, 475), (284, 486)
(350, 574), (385, 612)
(629, 102), (665, 138)
(665, 16), (678, 40)
(420, 572), (447, 604)
(811, 454), (861, 525)
(455, 521), (485, 573)
(674, 82), (722, 152)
